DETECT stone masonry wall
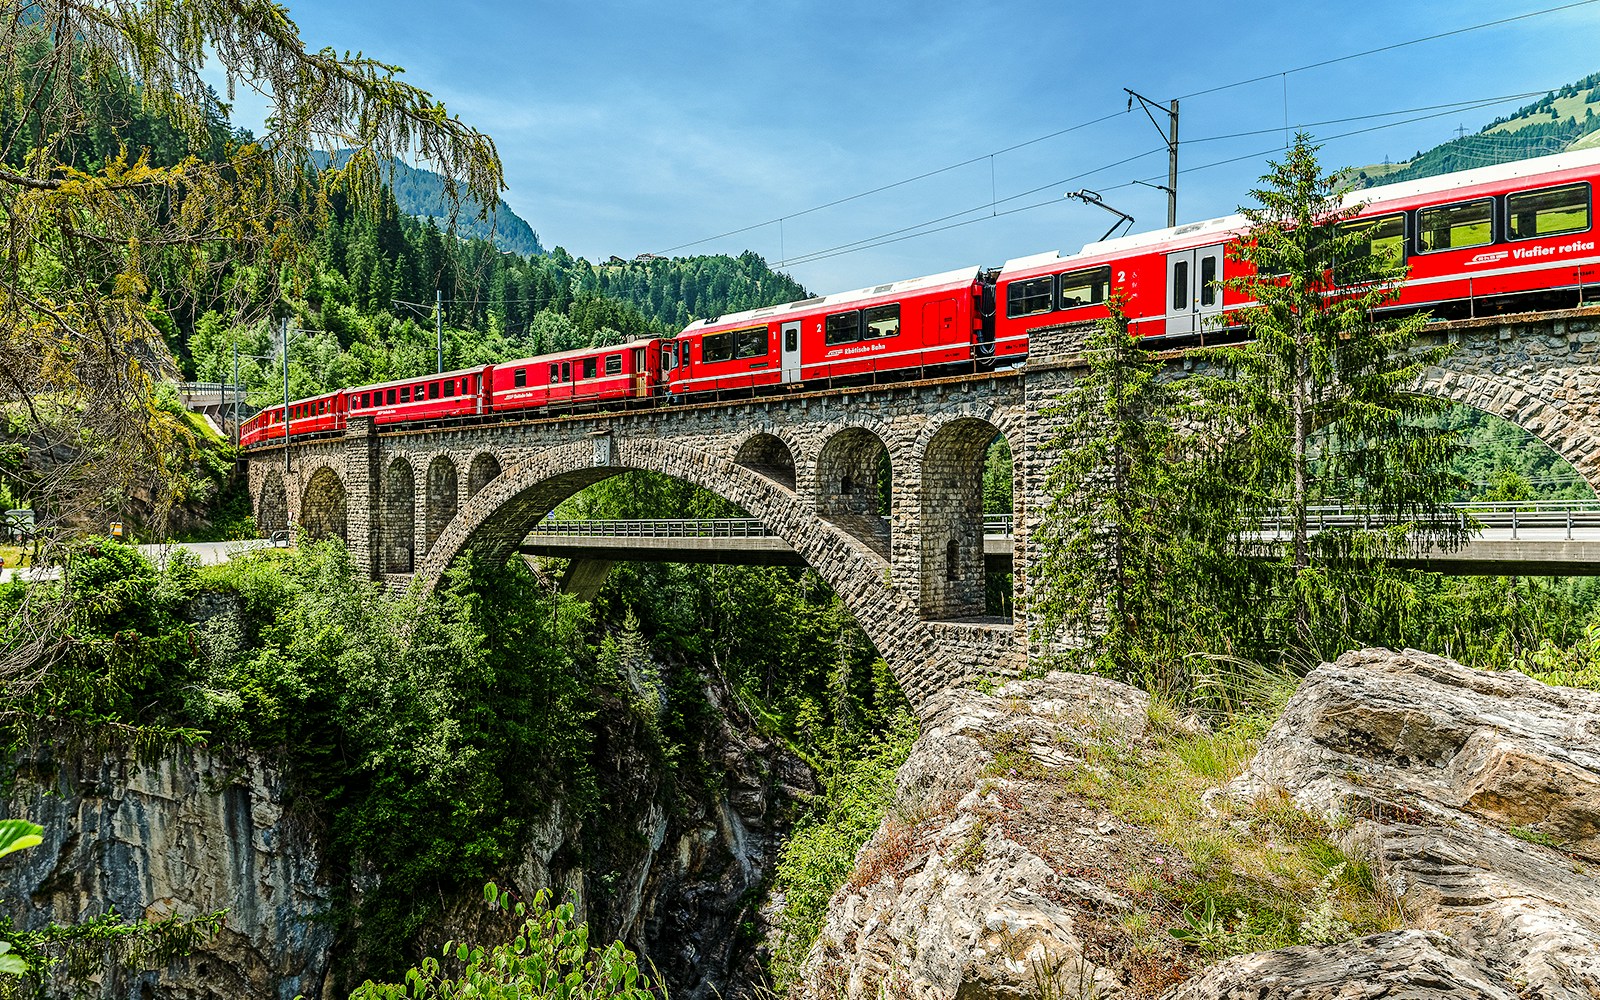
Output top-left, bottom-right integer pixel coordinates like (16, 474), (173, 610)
(242, 307), (1600, 709)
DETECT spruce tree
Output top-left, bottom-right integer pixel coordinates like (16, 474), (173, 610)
(1201, 133), (1468, 652)
(1036, 301), (1219, 689)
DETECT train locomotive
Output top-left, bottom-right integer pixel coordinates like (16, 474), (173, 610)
(241, 146), (1600, 449)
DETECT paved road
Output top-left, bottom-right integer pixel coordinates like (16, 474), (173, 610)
(0, 539), (275, 584)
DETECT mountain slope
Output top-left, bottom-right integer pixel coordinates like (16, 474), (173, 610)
(1347, 72), (1600, 188)
(317, 152), (544, 256)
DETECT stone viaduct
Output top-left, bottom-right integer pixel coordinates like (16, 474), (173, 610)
(244, 308), (1600, 710)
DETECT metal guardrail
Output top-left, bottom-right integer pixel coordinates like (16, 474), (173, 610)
(531, 515), (1018, 538)
(1260, 501), (1600, 541)
(527, 504), (1597, 543)
(175, 382), (248, 396)
(530, 518), (774, 539)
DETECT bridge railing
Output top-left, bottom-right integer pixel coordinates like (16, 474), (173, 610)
(525, 503), (1598, 545)
(529, 515), (1020, 539)
(1257, 500), (1600, 540)
(530, 518), (776, 539)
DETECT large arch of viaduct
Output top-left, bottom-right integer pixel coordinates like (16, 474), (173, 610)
(247, 378), (1034, 708)
(246, 308), (1600, 711)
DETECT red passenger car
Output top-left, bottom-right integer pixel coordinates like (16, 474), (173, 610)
(668, 266), (990, 396)
(238, 390), (346, 447)
(488, 339), (665, 414)
(993, 146), (1600, 346)
(346, 365), (492, 426)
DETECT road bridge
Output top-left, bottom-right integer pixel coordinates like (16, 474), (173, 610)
(242, 307), (1600, 710)
(520, 506), (1600, 588)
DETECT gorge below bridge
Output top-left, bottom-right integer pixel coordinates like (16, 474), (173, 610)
(244, 309), (1600, 711)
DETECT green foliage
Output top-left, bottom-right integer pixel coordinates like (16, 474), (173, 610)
(767, 712), (918, 990)
(351, 885), (661, 999)
(183, 196), (806, 396)
(0, 821), (40, 862)
(1037, 301), (1232, 690)
(1203, 134), (1467, 653)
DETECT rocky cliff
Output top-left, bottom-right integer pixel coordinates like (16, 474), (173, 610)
(792, 649), (1600, 999)
(0, 673), (811, 999)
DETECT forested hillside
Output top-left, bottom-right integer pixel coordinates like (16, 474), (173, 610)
(0, 41), (808, 402)
(317, 151), (545, 256)
(1348, 71), (1600, 187)
(183, 192), (809, 406)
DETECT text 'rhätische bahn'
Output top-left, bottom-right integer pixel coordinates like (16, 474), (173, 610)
(241, 147), (1600, 449)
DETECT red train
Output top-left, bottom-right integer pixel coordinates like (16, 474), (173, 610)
(240, 146), (1600, 449)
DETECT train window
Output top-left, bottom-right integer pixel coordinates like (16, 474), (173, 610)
(824, 311), (861, 345)
(1172, 260), (1189, 309)
(362, 393), (372, 407)
(549, 363), (559, 382)
(1418, 198), (1493, 253)
(863, 304), (900, 338)
(1058, 266), (1110, 309)
(425, 382), (437, 399)
(1200, 256), (1218, 307)
(386, 389), (396, 405)
(1006, 276), (1053, 318)
(662, 344), (677, 370)
(703, 331), (735, 363)
(561, 361), (572, 382)
(583, 358), (597, 379)
(443, 380), (455, 397)
(606, 354), (623, 375)
(1337, 213), (1406, 272)
(1508, 182), (1590, 240)
(735, 326), (767, 358)
(401, 386), (411, 403)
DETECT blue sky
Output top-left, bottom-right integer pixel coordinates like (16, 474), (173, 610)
(212, 1), (1600, 296)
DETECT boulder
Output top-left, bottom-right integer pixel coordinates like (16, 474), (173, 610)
(793, 671), (1154, 999)
(1212, 647), (1600, 1000)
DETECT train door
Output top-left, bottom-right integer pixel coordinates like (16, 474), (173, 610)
(781, 321), (801, 383)
(1164, 244), (1225, 336)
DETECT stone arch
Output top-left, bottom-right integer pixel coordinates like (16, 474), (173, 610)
(300, 466), (347, 543)
(919, 416), (1009, 621)
(1416, 368), (1600, 497)
(468, 452), (501, 499)
(425, 455), (459, 554)
(734, 431), (797, 491)
(381, 457), (416, 574)
(413, 436), (973, 707)
(814, 427), (892, 558)
(256, 467), (289, 536)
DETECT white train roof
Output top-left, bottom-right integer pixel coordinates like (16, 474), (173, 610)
(685, 265), (980, 331)
(1001, 143), (1600, 274)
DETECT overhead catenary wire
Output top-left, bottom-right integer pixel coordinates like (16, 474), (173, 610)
(774, 88), (1576, 269)
(650, 2), (1596, 265)
(1175, 0), (1600, 101)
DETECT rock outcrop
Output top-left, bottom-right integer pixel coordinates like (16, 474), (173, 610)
(793, 650), (1600, 1000)
(793, 671), (1160, 999)
(4, 748), (335, 1000)
(0, 673), (811, 999)
(1195, 647), (1600, 1000)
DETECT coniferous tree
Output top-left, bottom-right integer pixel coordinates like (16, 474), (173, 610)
(1201, 133), (1468, 652)
(1036, 301), (1222, 687)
